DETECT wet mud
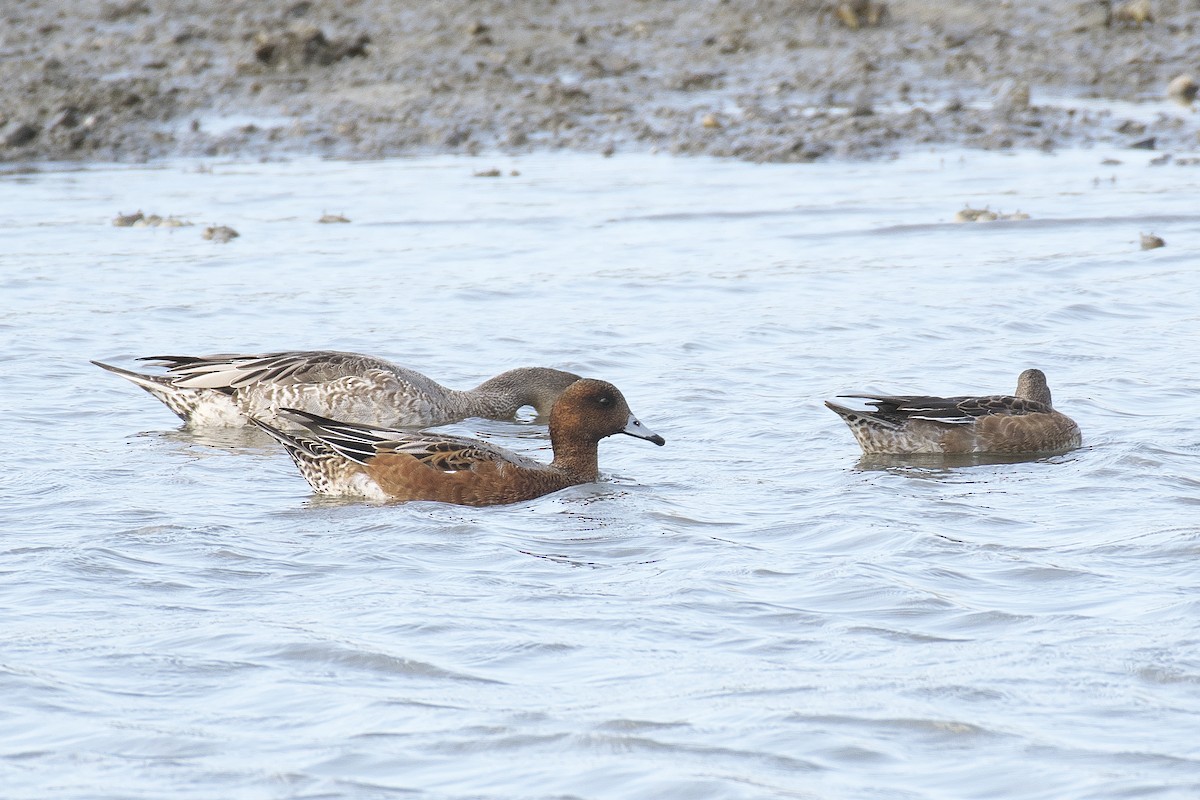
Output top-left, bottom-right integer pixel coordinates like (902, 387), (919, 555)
(2, 0), (1199, 163)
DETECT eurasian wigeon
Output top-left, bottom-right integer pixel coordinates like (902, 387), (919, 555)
(826, 368), (1081, 455)
(252, 378), (666, 505)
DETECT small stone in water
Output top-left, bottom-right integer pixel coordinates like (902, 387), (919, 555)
(203, 225), (239, 242)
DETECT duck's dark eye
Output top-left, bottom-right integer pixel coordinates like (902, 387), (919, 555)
(596, 395), (612, 407)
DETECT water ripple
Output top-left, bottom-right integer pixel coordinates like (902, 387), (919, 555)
(3, 150), (1199, 799)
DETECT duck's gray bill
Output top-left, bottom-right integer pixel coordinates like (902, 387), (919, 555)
(622, 414), (666, 446)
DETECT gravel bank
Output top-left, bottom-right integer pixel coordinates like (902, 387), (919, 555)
(2, 0), (1198, 163)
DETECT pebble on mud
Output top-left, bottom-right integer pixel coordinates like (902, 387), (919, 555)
(252, 25), (369, 70)
(834, 1), (888, 29)
(1110, 0), (1153, 26)
(3, 121), (40, 148)
(202, 225), (239, 242)
(994, 80), (1031, 115)
(1140, 232), (1165, 250)
(535, 81), (590, 104)
(473, 167), (503, 177)
(48, 107), (80, 131)
(317, 213), (350, 223)
(1167, 74), (1198, 107)
(466, 21), (493, 45)
(100, 0), (149, 22)
(674, 72), (723, 91)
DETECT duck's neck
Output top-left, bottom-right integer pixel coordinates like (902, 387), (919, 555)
(1015, 375), (1052, 406)
(549, 435), (601, 481)
(465, 369), (582, 420)
(447, 387), (515, 419)
(1030, 385), (1052, 406)
(459, 374), (525, 418)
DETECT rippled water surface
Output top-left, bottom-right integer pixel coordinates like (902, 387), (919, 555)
(3, 150), (1200, 799)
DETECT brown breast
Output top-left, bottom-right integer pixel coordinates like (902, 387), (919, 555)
(365, 454), (581, 506)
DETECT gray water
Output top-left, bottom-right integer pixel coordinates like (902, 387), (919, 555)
(2, 150), (1199, 799)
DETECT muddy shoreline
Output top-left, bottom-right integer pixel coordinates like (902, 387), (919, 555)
(2, 0), (1198, 164)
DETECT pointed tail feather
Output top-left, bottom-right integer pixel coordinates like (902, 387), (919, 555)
(94, 358), (243, 423)
(137, 355), (216, 369)
(268, 408), (387, 465)
(824, 399), (905, 431)
(250, 415), (312, 454)
(91, 359), (172, 392)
